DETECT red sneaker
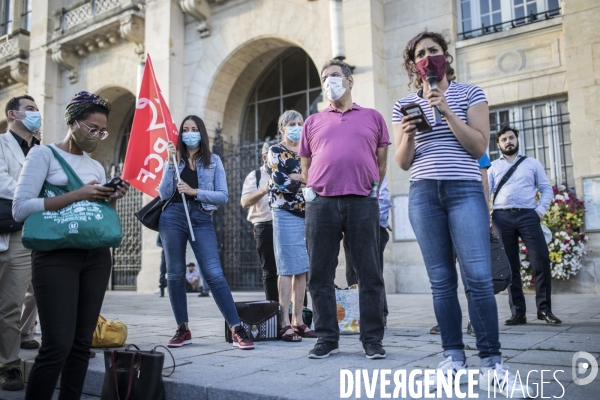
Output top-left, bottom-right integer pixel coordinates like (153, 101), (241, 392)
(232, 325), (254, 350)
(167, 324), (192, 347)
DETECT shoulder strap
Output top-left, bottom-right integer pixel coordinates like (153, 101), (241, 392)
(255, 168), (261, 189)
(493, 156), (527, 205)
(47, 145), (85, 191)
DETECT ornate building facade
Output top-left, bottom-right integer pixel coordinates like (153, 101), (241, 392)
(2, 0), (598, 293)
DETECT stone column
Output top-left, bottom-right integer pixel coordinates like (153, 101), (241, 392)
(10, 0), (23, 32)
(326, 0), (398, 293)
(562, 1), (600, 293)
(382, 0), (458, 294)
(136, 0), (186, 293)
(28, 0), (63, 145)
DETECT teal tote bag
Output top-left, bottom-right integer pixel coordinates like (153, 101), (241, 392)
(22, 146), (123, 251)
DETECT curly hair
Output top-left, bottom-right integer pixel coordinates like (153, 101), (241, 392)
(402, 30), (456, 91)
(496, 126), (519, 143)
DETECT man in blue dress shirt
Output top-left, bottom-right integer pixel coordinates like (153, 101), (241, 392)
(488, 126), (560, 325)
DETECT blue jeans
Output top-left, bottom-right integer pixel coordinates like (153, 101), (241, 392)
(159, 202), (239, 327)
(408, 180), (501, 366)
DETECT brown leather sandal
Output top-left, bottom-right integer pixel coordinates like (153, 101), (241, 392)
(292, 324), (318, 338)
(279, 325), (302, 342)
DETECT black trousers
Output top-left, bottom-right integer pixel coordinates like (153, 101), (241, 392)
(492, 209), (552, 315)
(26, 248), (111, 400)
(345, 225), (390, 317)
(306, 195), (384, 343)
(254, 222), (279, 302)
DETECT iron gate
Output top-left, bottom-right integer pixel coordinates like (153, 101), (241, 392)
(110, 165), (143, 290)
(213, 127), (269, 290)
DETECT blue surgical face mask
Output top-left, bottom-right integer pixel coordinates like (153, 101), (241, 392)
(182, 132), (201, 148)
(17, 111), (42, 132)
(287, 125), (302, 142)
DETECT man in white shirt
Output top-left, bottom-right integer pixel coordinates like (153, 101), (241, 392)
(0, 95), (41, 391)
(240, 143), (278, 301)
(185, 263), (201, 293)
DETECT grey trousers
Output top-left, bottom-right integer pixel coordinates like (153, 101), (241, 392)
(21, 282), (37, 341)
(0, 231), (32, 372)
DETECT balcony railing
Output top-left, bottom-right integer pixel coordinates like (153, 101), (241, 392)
(458, 7), (561, 41)
(57, 0), (128, 33)
(0, 29), (30, 87)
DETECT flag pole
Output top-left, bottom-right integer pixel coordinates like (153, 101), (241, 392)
(172, 153), (196, 241)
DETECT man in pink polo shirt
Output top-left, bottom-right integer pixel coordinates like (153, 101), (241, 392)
(299, 59), (390, 360)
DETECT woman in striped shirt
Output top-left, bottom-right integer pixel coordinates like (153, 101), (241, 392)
(393, 31), (531, 397)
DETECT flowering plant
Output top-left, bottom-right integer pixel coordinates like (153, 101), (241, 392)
(519, 185), (587, 287)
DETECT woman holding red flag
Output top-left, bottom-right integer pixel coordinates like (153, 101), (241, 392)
(158, 115), (254, 350)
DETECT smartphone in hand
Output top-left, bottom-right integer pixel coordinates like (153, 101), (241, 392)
(400, 103), (433, 133)
(103, 177), (123, 191)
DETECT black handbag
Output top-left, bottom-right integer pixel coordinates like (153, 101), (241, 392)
(0, 198), (22, 233)
(100, 344), (175, 400)
(490, 234), (512, 294)
(134, 192), (175, 231)
(225, 300), (280, 342)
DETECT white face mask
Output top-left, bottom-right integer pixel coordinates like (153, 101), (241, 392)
(323, 76), (347, 101)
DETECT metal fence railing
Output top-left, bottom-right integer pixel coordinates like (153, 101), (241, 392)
(459, 7), (561, 40)
(110, 165), (143, 290)
(489, 109), (572, 189)
(212, 126), (274, 290)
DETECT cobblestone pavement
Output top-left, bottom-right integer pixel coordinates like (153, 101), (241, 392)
(2, 292), (599, 399)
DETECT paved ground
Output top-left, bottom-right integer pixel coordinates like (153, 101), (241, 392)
(1, 292), (599, 399)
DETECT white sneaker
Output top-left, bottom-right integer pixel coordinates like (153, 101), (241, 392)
(480, 362), (533, 398)
(154, 288), (161, 294)
(438, 356), (469, 383)
(426, 356), (468, 395)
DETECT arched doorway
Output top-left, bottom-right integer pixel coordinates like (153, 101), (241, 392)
(216, 47), (322, 290)
(240, 47), (323, 143)
(94, 87), (143, 290)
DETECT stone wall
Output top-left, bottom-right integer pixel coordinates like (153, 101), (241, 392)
(562, 0), (600, 294)
(383, 0), (458, 294)
(19, 0), (599, 294)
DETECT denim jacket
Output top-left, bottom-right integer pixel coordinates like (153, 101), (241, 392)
(158, 154), (228, 211)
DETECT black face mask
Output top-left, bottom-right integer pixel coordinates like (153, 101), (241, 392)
(501, 141), (519, 156)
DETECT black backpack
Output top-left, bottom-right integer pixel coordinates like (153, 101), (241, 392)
(490, 234), (512, 294)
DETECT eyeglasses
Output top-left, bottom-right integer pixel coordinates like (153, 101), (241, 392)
(77, 120), (109, 140)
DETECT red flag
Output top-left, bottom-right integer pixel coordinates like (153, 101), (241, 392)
(121, 55), (179, 197)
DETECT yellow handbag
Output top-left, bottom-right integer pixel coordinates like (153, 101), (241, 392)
(92, 315), (128, 348)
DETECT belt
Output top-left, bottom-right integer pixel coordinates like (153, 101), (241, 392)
(254, 221), (272, 226)
(495, 208), (532, 212)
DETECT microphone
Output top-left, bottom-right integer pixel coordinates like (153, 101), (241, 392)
(426, 71), (443, 126)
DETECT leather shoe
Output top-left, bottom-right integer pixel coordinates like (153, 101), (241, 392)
(537, 310), (562, 324)
(0, 369), (24, 391)
(505, 314), (527, 325)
